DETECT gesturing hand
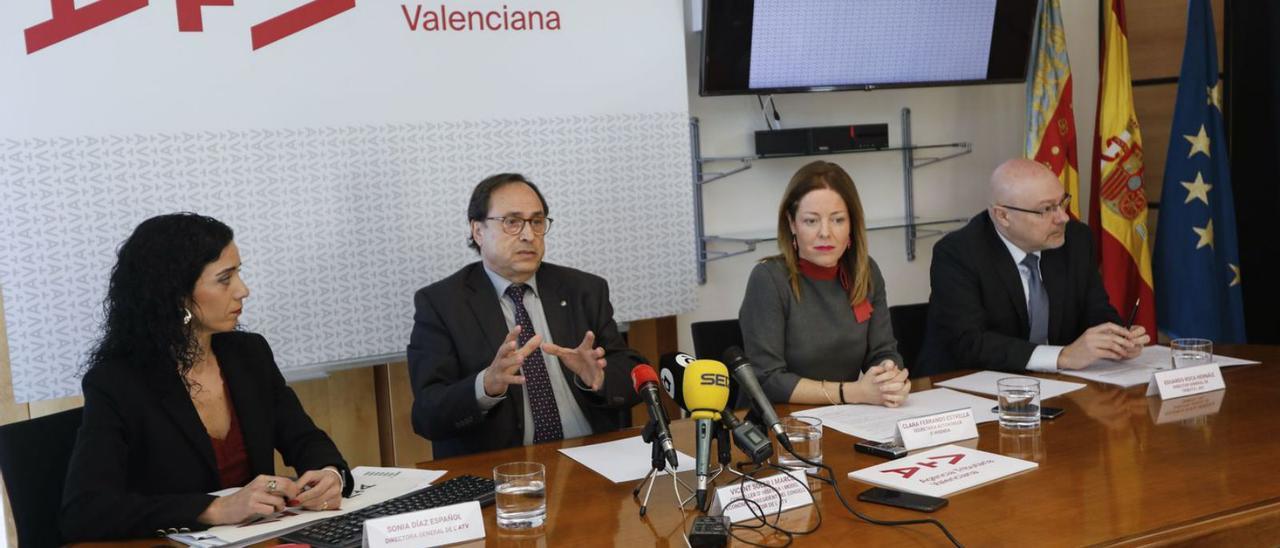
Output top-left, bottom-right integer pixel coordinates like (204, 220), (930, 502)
(482, 325), (542, 397)
(542, 331), (607, 390)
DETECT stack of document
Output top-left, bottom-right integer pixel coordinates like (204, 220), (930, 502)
(936, 370), (1085, 399)
(1060, 345), (1258, 388)
(792, 388), (998, 442)
(169, 467), (446, 547)
(559, 435), (695, 483)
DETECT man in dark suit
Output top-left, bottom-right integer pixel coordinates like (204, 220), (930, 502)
(918, 159), (1150, 376)
(407, 173), (641, 458)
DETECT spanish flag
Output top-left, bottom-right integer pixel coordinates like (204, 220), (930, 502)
(1089, 0), (1156, 335)
(1025, 0), (1080, 219)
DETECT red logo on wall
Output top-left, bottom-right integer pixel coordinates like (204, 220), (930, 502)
(24, 0), (356, 54)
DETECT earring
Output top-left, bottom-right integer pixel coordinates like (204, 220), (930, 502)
(791, 238), (798, 250)
(182, 308), (192, 325)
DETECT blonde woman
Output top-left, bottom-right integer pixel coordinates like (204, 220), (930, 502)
(738, 161), (910, 406)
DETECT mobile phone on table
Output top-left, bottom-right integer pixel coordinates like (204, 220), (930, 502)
(857, 487), (948, 512)
(854, 439), (908, 459)
(991, 405), (1065, 419)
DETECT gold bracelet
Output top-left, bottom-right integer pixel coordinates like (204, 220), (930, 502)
(820, 380), (838, 405)
(323, 467), (344, 493)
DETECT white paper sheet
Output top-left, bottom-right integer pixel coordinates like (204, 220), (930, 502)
(558, 436), (695, 483)
(791, 388), (998, 443)
(1060, 345), (1260, 388)
(936, 371), (1085, 400)
(169, 466), (446, 547)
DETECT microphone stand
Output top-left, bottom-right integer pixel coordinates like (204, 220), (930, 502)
(632, 418), (692, 517)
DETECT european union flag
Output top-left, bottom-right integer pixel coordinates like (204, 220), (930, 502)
(1154, 0), (1246, 342)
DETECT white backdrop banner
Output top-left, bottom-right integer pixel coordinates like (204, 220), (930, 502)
(0, 0), (694, 402)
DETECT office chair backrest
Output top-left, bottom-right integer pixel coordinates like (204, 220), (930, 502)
(690, 319), (744, 362)
(0, 407), (83, 548)
(889, 302), (930, 371)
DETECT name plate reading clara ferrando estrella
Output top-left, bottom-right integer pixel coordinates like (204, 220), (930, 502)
(362, 500), (484, 548)
(895, 407), (979, 451)
(1146, 363), (1226, 400)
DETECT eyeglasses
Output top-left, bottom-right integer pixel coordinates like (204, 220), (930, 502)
(486, 216), (553, 235)
(997, 193), (1072, 217)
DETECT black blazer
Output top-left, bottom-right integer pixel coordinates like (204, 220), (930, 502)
(407, 262), (642, 459)
(917, 212), (1121, 376)
(60, 331), (353, 542)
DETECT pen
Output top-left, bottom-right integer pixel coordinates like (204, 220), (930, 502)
(1125, 297), (1140, 329)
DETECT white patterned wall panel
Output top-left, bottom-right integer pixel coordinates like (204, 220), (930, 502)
(0, 113), (696, 402)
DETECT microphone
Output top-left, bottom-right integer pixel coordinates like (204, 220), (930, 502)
(722, 346), (794, 453)
(682, 359), (730, 511)
(630, 364), (679, 469)
(657, 351), (696, 409)
(720, 411), (772, 464)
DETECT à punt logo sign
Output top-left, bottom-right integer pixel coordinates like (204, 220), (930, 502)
(22, 0), (563, 55)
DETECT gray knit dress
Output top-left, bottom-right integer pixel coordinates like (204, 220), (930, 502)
(738, 257), (903, 402)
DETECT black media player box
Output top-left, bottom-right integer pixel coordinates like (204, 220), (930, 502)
(754, 123), (889, 157)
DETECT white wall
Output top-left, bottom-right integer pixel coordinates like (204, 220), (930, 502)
(675, 1), (1100, 355)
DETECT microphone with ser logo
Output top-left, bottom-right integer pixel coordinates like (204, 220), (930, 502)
(682, 359), (730, 511)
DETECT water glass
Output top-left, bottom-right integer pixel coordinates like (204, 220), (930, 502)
(775, 416), (823, 472)
(1170, 338), (1213, 369)
(494, 461), (546, 529)
(997, 377), (1041, 429)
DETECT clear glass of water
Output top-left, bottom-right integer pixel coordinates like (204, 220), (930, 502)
(997, 377), (1041, 429)
(493, 461), (546, 529)
(775, 416), (823, 472)
(1170, 338), (1213, 369)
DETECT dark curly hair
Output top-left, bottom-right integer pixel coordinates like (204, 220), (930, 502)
(87, 213), (234, 388)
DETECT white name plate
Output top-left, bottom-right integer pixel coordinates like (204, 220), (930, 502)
(709, 468), (814, 524)
(1146, 363), (1225, 400)
(895, 407), (979, 451)
(362, 500), (485, 548)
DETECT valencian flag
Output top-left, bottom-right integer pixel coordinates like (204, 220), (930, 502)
(1024, 0), (1080, 219)
(1088, 0), (1156, 335)
(1154, 0), (1246, 341)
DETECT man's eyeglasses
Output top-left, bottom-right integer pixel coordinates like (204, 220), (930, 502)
(997, 193), (1072, 217)
(486, 216), (553, 235)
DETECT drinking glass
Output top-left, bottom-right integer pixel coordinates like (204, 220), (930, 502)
(1170, 338), (1213, 369)
(997, 377), (1041, 429)
(494, 461), (546, 529)
(775, 416), (823, 472)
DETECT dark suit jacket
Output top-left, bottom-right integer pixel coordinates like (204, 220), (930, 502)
(60, 331), (353, 542)
(917, 212), (1122, 376)
(407, 262), (642, 459)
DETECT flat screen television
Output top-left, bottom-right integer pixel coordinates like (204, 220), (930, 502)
(700, 0), (1039, 96)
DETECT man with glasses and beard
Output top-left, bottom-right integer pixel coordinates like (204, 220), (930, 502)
(407, 173), (641, 458)
(917, 159), (1150, 376)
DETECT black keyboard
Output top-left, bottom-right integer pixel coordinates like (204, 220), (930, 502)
(281, 474), (496, 548)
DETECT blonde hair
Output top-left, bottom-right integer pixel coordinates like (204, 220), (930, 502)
(773, 161), (871, 306)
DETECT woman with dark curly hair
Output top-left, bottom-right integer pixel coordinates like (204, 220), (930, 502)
(60, 213), (353, 541)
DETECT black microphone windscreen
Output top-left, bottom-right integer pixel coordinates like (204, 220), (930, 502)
(657, 351), (695, 409)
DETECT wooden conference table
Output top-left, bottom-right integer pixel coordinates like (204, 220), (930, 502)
(82, 345), (1279, 547)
